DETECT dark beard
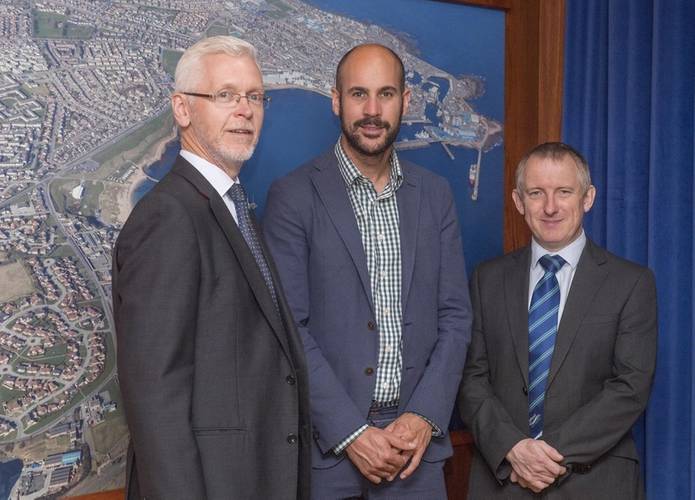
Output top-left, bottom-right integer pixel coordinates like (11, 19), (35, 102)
(340, 112), (402, 157)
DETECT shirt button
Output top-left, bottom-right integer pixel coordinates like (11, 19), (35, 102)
(286, 375), (296, 385)
(377, 233), (385, 242)
(385, 344), (393, 353)
(382, 382), (390, 390)
(383, 307), (390, 316)
(287, 433), (298, 444)
(364, 367), (374, 376)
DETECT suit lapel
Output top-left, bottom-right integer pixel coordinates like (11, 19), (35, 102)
(310, 154), (374, 312)
(505, 247), (532, 386)
(172, 159), (291, 359)
(397, 166), (421, 309)
(546, 240), (608, 388)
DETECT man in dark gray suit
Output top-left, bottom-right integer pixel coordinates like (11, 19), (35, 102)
(459, 142), (657, 499)
(113, 36), (310, 499)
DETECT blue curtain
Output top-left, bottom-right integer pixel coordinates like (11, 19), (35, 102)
(563, 1), (695, 498)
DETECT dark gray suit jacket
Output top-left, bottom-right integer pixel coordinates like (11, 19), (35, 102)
(263, 150), (472, 470)
(113, 157), (311, 499)
(459, 239), (657, 499)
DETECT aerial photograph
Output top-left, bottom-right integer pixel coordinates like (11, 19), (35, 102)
(0, 0), (503, 497)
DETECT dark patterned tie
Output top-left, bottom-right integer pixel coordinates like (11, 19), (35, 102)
(227, 183), (279, 311)
(528, 254), (566, 439)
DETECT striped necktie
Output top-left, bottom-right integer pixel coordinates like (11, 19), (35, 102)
(528, 253), (566, 439)
(228, 183), (279, 311)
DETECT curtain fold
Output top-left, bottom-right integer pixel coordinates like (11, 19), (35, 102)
(563, 1), (695, 498)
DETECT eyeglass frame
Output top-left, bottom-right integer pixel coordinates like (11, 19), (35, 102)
(181, 89), (271, 108)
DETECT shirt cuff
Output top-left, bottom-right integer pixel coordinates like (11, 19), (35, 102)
(411, 412), (443, 437)
(332, 424), (369, 455)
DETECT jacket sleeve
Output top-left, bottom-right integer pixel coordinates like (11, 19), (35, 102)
(263, 179), (367, 453)
(113, 192), (206, 499)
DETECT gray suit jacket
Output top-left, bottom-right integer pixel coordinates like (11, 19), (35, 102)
(459, 239), (657, 499)
(263, 150), (472, 469)
(113, 157), (311, 499)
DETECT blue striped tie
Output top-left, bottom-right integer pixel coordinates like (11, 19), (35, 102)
(528, 254), (565, 439)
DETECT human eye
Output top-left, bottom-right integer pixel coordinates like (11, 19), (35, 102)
(379, 89), (396, 98)
(216, 89), (234, 103)
(527, 190), (542, 199)
(351, 90), (366, 100)
(247, 93), (264, 104)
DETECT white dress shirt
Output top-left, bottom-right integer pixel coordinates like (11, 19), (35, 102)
(180, 149), (240, 223)
(527, 230), (587, 321)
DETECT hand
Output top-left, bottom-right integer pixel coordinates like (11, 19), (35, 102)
(506, 438), (566, 493)
(385, 412), (433, 480)
(346, 426), (416, 484)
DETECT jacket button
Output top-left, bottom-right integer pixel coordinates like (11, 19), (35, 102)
(287, 433), (298, 444)
(367, 320), (376, 331)
(364, 367), (374, 375)
(313, 430), (320, 439)
(286, 375), (296, 385)
(522, 385), (528, 395)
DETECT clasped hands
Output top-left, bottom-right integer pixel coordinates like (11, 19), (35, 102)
(345, 412), (433, 484)
(506, 438), (567, 493)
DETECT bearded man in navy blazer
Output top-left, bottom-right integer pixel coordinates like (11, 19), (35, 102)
(263, 43), (472, 499)
(459, 142), (657, 499)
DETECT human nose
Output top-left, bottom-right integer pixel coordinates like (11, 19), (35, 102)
(363, 95), (381, 116)
(543, 195), (558, 214)
(233, 95), (254, 117)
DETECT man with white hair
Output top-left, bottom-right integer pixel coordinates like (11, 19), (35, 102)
(113, 36), (311, 499)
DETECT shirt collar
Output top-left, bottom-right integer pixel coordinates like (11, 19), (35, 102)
(334, 139), (403, 192)
(180, 149), (239, 198)
(531, 230), (586, 271)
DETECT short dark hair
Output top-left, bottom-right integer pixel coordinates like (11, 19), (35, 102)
(515, 142), (592, 195)
(335, 43), (406, 92)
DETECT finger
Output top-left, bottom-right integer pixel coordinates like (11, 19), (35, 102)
(394, 429), (418, 442)
(382, 451), (409, 470)
(383, 432), (416, 451)
(510, 471), (519, 483)
(399, 447), (425, 479)
(385, 422), (416, 442)
(546, 461), (566, 477)
(365, 473), (382, 484)
(538, 441), (564, 462)
(532, 476), (554, 489)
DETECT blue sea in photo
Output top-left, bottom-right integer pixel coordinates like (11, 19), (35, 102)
(134, 1), (504, 272)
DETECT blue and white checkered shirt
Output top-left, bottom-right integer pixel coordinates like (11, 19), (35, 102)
(332, 140), (406, 453)
(331, 141), (441, 454)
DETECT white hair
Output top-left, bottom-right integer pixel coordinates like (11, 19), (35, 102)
(174, 35), (259, 92)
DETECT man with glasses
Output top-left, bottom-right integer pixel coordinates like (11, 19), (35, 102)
(264, 43), (472, 499)
(113, 36), (310, 500)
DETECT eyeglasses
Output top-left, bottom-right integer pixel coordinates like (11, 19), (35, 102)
(182, 89), (271, 108)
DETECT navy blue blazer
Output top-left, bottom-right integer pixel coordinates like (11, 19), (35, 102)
(263, 149), (472, 468)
